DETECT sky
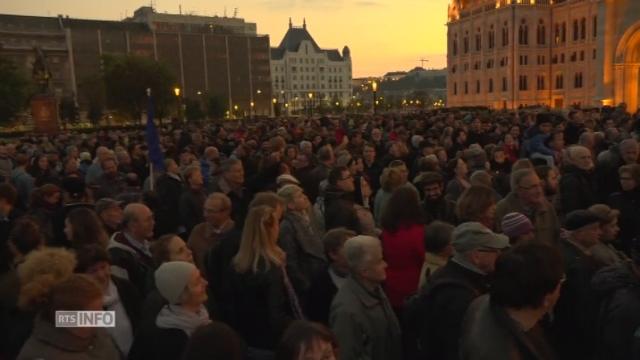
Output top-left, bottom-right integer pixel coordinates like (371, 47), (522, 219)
(3, 0), (450, 77)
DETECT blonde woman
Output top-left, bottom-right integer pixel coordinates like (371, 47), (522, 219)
(277, 185), (326, 299)
(373, 165), (405, 224)
(228, 205), (303, 353)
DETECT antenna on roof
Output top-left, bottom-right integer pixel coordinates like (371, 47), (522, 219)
(233, 8), (238, 18)
(289, 17), (292, 29)
(303, 18), (306, 29)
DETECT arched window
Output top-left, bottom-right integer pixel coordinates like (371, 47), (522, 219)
(464, 31), (469, 53)
(475, 28), (482, 51)
(519, 19), (529, 45)
(453, 34), (458, 56)
(488, 25), (495, 49)
(573, 19), (579, 41)
(537, 19), (546, 45)
(502, 21), (509, 47)
(580, 18), (586, 40)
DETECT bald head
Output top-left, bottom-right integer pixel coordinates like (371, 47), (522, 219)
(123, 203), (154, 240)
(566, 145), (594, 171)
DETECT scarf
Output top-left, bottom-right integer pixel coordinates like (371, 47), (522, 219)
(156, 304), (211, 336)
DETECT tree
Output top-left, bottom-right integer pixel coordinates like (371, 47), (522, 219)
(0, 57), (30, 124)
(207, 95), (227, 119)
(80, 74), (106, 125)
(102, 54), (175, 120)
(185, 98), (205, 122)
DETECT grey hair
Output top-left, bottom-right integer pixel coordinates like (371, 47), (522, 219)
(277, 184), (303, 205)
(510, 168), (537, 192)
(344, 235), (381, 273)
(205, 192), (231, 209)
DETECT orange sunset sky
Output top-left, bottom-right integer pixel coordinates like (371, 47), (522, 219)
(3, 0), (450, 77)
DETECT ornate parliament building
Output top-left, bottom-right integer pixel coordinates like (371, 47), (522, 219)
(446, 0), (640, 111)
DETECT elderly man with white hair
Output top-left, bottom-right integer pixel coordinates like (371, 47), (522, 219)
(596, 138), (639, 198)
(559, 145), (598, 216)
(330, 235), (402, 360)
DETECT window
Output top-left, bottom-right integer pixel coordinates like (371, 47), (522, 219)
(489, 78), (494, 93)
(552, 54), (558, 64)
(555, 23), (561, 45)
(519, 55), (528, 65)
(571, 52), (577, 62)
(562, 22), (567, 43)
(555, 74), (564, 89)
(537, 76), (545, 90)
(574, 72), (583, 88)
(502, 77), (508, 92)
(537, 55), (545, 65)
(476, 80), (481, 93)
(519, 20), (529, 45)
(519, 75), (528, 91)
(464, 31), (469, 53)
(452, 65), (457, 74)
(486, 59), (494, 69)
(573, 20), (579, 41)
(593, 49), (597, 60)
(475, 29), (482, 51)
(537, 20), (546, 45)
(593, 16), (597, 38)
(580, 51), (585, 61)
(453, 34), (458, 56)
(561, 54), (565, 63)
(454, 82), (458, 95)
(502, 22), (509, 47)
(489, 25), (495, 49)
(581, 18), (587, 40)
(464, 82), (469, 94)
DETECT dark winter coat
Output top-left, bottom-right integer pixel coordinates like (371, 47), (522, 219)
(323, 186), (362, 233)
(422, 197), (457, 225)
(128, 326), (188, 360)
(608, 188), (640, 254)
(208, 177), (250, 229)
(558, 165), (598, 216)
(591, 263), (640, 360)
(108, 232), (155, 295)
(178, 187), (207, 237)
(307, 269), (340, 325)
(278, 211), (327, 299)
(460, 295), (557, 360)
(154, 173), (184, 236)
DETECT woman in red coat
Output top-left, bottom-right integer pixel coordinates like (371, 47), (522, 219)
(380, 184), (425, 313)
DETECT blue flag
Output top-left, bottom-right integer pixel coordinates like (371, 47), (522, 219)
(146, 92), (165, 172)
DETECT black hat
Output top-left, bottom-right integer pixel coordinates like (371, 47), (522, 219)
(536, 113), (554, 126)
(564, 210), (601, 231)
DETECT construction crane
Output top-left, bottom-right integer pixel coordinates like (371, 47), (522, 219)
(418, 58), (429, 68)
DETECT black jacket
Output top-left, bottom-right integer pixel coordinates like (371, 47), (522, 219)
(305, 163), (331, 203)
(128, 326), (188, 360)
(203, 227), (242, 318)
(558, 165), (598, 216)
(552, 240), (605, 359)
(307, 269), (339, 325)
(460, 295), (557, 360)
(178, 188), (206, 237)
(108, 232), (155, 295)
(422, 197), (457, 225)
(608, 189), (640, 254)
(225, 260), (294, 350)
(411, 259), (490, 360)
(591, 263), (640, 360)
(154, 173), (184, 236)
(323, 186), (361, 233)
(111, 275), (142, 334)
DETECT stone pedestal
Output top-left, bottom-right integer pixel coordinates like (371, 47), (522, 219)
(31, 94), (59, 134)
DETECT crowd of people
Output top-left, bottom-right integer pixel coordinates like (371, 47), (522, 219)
(0, 105), (639, 360)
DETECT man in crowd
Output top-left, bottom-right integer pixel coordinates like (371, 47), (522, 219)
(414, 172), (456, 225)
(324, 166), (361, 233)
(553, 209), (605, 359)
(179, 165), (207, 237)
(495, 168), (560, 245)
(95, 157), (127, 200)
(414, 222), (509, 360)
(95, 198), (123, 237)
(559, 145), (598, 215)
(10, 153), (34, 211)
(108, 203), (156, 295)
(330, 235), (402, 360)
(208, 158), (250, 229)
(305, 145), (335, 203)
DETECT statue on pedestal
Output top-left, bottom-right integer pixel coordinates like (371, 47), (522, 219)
(32, 46), (52, 94)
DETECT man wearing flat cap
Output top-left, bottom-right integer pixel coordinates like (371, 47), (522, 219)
(412, 222), (510, 360)
(552, 209), (606, 360)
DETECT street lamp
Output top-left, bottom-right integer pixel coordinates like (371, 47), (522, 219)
(371, 80), (378, 114)
(173, 87), (184, 123)
(272, 98), (277, 118)
(308, 92), (314, 118)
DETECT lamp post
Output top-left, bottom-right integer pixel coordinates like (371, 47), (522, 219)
(308, 92), (313, 118)
(272, 98), (277, 117)
(173, 87), (183, 123)
(371, 80), (378, 114)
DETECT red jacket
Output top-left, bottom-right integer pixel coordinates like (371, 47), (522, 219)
(381, 223), (425, 308)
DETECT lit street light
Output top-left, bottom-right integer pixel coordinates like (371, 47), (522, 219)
(371, 80), (378, 114)
(173, 87), (184, 123)
(308, 92), (314, 117)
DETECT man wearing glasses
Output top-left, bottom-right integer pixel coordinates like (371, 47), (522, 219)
(495, 168), (561, 246)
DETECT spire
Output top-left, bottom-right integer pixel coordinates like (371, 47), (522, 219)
(289, 17), (292, 29)
(303, 18), (306, 29)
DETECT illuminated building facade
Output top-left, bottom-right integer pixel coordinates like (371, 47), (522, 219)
(446, 0), (640, 111)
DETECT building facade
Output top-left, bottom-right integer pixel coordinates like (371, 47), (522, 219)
(446, 0), (640, 111)
(0, 6), (273, 118)
(270, 19), (352, 113)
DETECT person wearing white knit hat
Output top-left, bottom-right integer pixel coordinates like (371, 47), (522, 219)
(129, 261), (211, 359)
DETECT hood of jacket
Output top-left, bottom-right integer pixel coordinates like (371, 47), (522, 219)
(592, 263), (640, 295)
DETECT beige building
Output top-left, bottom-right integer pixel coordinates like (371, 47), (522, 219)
(446, 0), (640, 111)
(270, 19), (352, 112)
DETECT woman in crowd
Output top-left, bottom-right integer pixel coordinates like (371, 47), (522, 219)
(380, 184), (425, 313)
(353, 175), (378, 236)
(275, 320), (338, 360)
(129, 261), (210, 360)
(182, 322), (246, 360)
(445, 157), (471, 202)
(456, 185), (497, 230)
(75, 244), (141, 358)
(227, 205), (300, 355)
(374, 165), (405, 224)
(277, 184), (326, 300)
(28, 184), (62, 245)
(64, 207), (109, 249)
(608, 164), (640, 254)
(28, 153), (59, 187)
(17, 274), (119, 359)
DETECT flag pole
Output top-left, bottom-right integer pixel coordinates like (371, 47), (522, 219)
(147, 88), (154, 192)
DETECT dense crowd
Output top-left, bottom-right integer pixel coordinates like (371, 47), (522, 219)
(0, 105), (640, 360)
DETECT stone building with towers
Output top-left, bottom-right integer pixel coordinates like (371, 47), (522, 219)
(270, 19), (352, 113)
(446, 0), (640, 112)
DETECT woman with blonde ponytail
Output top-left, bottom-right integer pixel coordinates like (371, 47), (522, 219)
(228, 205), (303, 355)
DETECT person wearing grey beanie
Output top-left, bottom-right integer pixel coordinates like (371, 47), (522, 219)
(128, 261), (210, 360)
